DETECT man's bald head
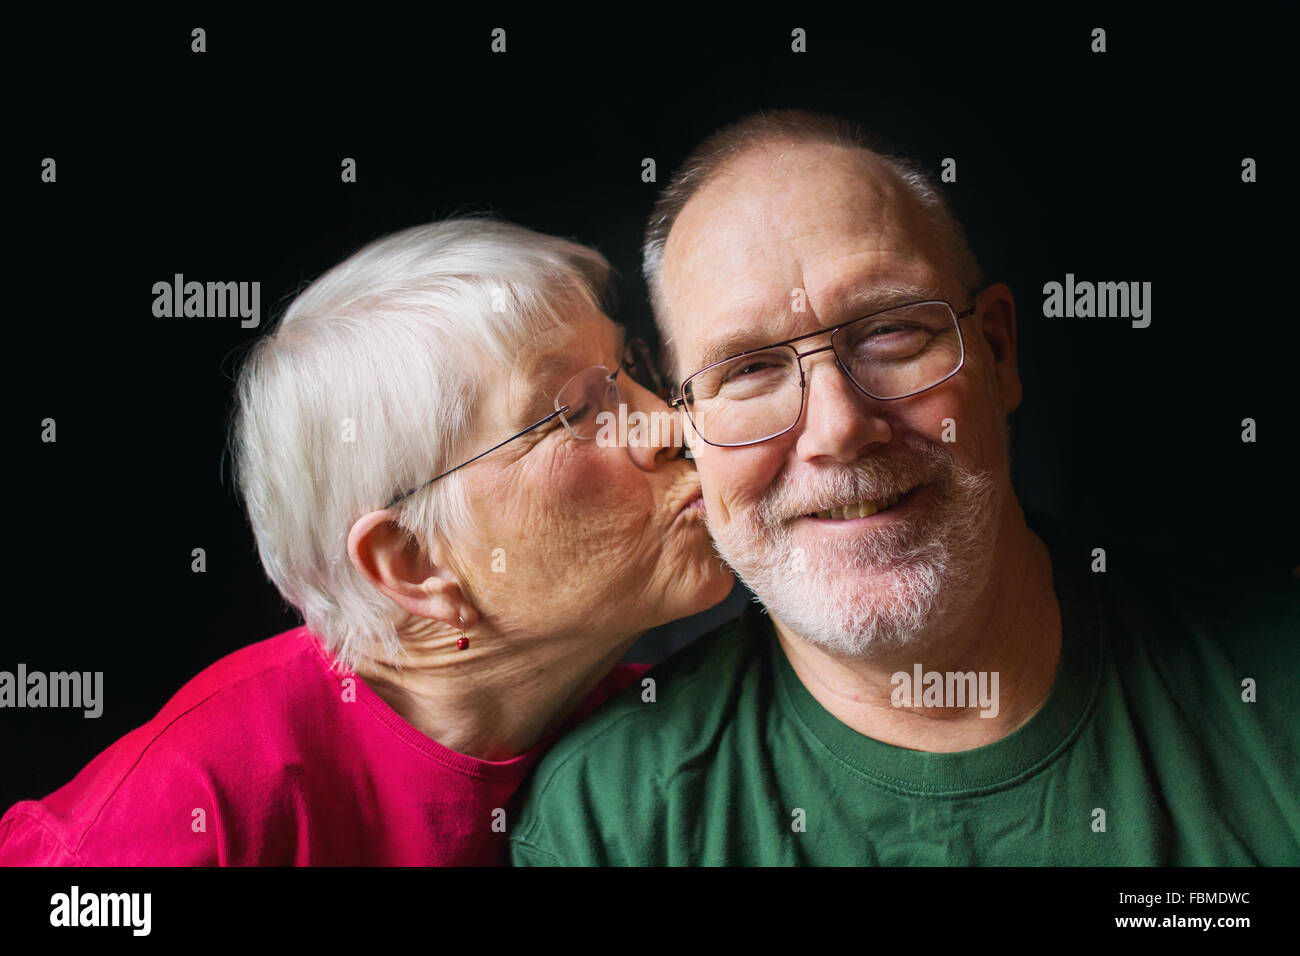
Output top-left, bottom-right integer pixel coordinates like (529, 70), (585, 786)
(642, 110), (982, 377)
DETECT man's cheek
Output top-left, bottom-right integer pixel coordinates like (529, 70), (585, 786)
(703, 482), (730, 526)
(715, 480), (769, 531)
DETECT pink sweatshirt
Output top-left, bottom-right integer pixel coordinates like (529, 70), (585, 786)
(0, 627), (646, 866)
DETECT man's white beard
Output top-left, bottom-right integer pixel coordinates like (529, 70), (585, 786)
(708, 432), (1004, 659)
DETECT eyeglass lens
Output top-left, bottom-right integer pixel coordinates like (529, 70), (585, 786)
(683, 302), (962, 446)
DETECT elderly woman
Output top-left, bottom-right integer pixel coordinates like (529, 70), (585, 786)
(0, 218), (732, 865)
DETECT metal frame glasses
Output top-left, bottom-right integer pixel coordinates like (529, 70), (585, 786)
(384, 338), (662, 509)
(669, 298), (977, 448)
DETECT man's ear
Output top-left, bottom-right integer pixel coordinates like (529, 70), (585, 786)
(975, 283), (1022, 414)
(347, 510), (479, 629)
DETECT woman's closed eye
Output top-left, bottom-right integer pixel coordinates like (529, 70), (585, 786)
(562, 400), (592, 425)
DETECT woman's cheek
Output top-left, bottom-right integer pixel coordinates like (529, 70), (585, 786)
(506, 450), (610, 561)
(509, 444), (660, 580)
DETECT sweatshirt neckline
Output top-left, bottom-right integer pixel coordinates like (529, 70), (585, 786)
(770, 533), (1104, 797)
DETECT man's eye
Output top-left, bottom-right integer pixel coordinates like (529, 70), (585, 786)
(728, 361), (775, 380)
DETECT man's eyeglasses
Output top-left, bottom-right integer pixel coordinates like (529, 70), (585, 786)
(669, 298), (978, 448)
(384, 338), (663, 508)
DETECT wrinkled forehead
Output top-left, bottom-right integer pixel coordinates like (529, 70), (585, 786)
(468, 309), (623, 433)
(661, 144), (953, 374)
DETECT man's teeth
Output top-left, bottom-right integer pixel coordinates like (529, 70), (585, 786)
(811, 491), (904, 520)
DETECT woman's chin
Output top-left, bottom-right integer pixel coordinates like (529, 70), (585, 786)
(630, 512), (735, 629)
(702, 565), (738, 609)
(675, 555), (737, 621)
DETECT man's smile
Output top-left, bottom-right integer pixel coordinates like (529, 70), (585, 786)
(797, 483), (928, 526)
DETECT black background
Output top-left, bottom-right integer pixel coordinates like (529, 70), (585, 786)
(4, 11), (1295, 816)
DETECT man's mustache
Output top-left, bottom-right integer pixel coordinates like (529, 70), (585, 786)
(753, 438), (956, 525)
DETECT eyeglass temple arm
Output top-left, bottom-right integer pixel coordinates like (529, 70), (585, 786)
(384, 406), (570, 509)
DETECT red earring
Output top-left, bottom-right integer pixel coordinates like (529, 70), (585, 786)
(456, 614), (469, 651)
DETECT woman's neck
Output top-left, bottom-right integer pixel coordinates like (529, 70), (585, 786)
(353, 620), (641, 761)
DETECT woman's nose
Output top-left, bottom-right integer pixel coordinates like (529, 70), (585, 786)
(617, 376), (685, 471)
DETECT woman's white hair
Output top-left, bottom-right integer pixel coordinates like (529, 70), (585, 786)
(231, 216), (610, 672)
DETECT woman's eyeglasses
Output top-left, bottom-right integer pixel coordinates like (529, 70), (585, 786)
(384, 338), (664, 508)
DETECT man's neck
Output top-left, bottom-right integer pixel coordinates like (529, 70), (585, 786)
(353, 622), (639, 762)
(774, 503), (1062, 753)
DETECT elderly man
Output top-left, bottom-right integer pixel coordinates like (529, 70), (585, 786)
(510, 111), (1298, 865)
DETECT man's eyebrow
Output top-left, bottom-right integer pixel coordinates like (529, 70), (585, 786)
(691, 283), (945, 371)
(694, 326), (793, 370)
(836, 282), (948, 317)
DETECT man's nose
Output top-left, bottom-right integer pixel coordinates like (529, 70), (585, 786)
(793, 349), (892, 464)
(621, 376), (683, 471)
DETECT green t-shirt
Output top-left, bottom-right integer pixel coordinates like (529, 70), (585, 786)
(511, 521), (1299, 865)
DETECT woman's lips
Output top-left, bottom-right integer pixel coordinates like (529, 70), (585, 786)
(674, 491), (706, 519)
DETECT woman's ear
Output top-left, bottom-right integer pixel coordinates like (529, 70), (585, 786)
(347, 510), (479, 628)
